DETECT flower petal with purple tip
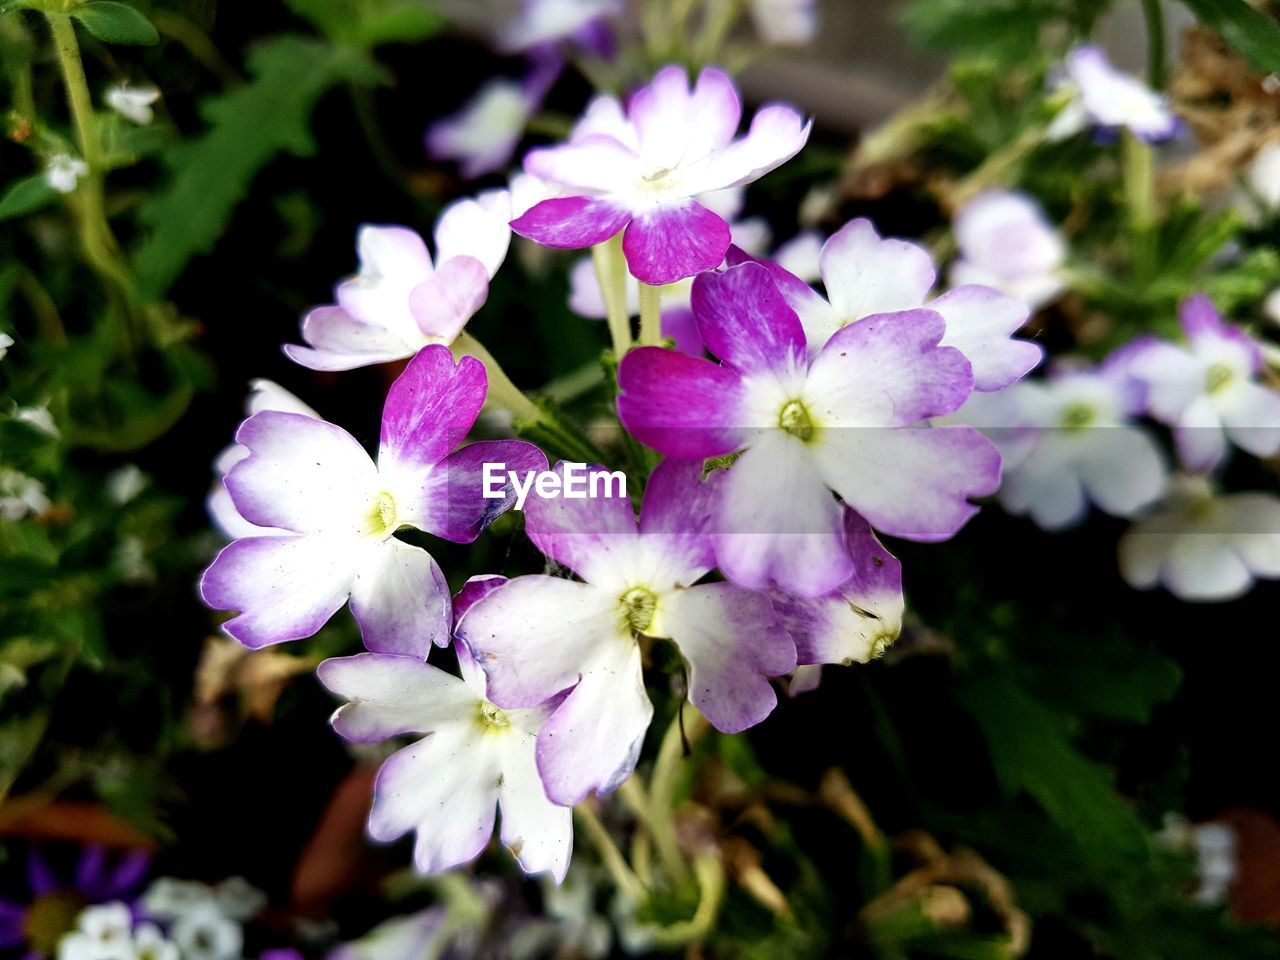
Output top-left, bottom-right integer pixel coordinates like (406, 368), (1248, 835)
(349, 540), (451, 657)
(622, 202), (731, 286)
(511, 196), (633, 249)
(617, 347), (748, 458)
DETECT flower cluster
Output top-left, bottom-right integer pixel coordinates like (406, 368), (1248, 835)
(199, 62), (1039, 888)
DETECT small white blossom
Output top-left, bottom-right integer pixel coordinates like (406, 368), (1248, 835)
(171, 902), (242, 960)
(45, 154), (89, 194)
(107, 464), (148, 505)
(0, 332), (13, 360)
(58, 903), (135, 960)
(132, 924), (179, 960)
(105, 84), (161, 124)
(0, 468), (51, 521)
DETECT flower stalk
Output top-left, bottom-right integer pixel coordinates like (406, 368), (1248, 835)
(592, 235), (632, 357)
(638, 281), (662, 347)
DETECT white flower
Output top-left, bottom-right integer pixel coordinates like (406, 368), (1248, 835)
(0, 468), (51, 521)
(58, 903), (135, 960)
(141, 878), (216, 921)
(1049, 46), (1180, 142)
(328, 907), (449, 960)
(105, 84), (161, 124)
(212, 876), (265, 921)
(171, 902), (242, 960)
(0, 332), (13, 360)
(1119, 475), (1280, 602)
(13, 402), (59, 436)
(1247, 142), (1280, 215)
(107, 465), (148, 505)
(45, 154), (89, 194)
(750, 0), (818, 45)
(950, 190), (1066, 309)
(132, 924), (179, 960)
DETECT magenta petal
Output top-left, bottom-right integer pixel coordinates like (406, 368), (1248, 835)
(617, 347), (748, 458)
(350, 541), (451, 657)
(660, 306), (704, 356)
(690, 261), (807, 375)
(453, 576), (509, 624)
(622, 202), (731, 285)
(409, 256), (489, 343)
(637, 457), (722, 580)
(380, 345), (487, 475)
(414, 440), (548, 544)
(524, 461), (638, 582)
(510, 197), (632, 249)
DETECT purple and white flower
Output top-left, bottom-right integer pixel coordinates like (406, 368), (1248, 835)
(566, 185), (769, 354)
(512, 66), (810, 285)
(750, 0), (819, 46)
(1119, 474), (1280, 602)
(950, 190), (1066, 309)
(738, 217), (1043, 391)
(959, 363), (1168, 530)
(769, 510), (904, 669)
(207, 380), (320, 540)
(201, 345), (545, 654)
(1119, 295), (1280, 471)
(617, 262), (1002, 597)
(319, 579), (573, 879)
(1048, 45), (1181, 143)
(426, 57), (561, 179)
(457, 458), (797, 805)
(497, 0), (620, 57)
(284, 191), (512, 371)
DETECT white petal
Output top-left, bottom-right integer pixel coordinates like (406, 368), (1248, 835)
(318, 653), (476, 743)
(435, 189), (513, 279)
(1076, 426), (1167, 518)
(498, 732), (574, 881)
(818, 219), (934, 323)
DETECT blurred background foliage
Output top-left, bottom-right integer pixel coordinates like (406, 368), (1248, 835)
(3, 0), (1280, 957)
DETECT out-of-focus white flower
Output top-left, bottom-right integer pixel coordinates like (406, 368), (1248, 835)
(1048, 46), (1180, 143)
(57, 903), (135, 960)
(141, 878), (214, 921)
(0, 468), (51, 521)
(45, 154), (88, 194)
(12, 402), (58, 436)
(1247, 142), (1280, 215)
(1157, 814), (1240, 905)
(327, 907), (450, 960)
(750, 0), (818, 45)
(107, 465), (148, 505)
(132, 923), (179, 960)
(0, 332), (13, 360)
(498, 0), (620, 54)
(426, 80), (532, 179)
(772, 231), (822, 284)
(171, 902), (242, 960)
(1119, 474), (1280, 602)
(1264, 287), (1280, 327)
(951, 190), (1066, 309)
(212, 876), (266, 921)
(114, 535), (155, 585)
(105, 84), (161, 124)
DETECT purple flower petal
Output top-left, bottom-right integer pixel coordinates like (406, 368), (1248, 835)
(453, 575), (509, 624)
(724, 247), (836, 350)
(412, 440), (548, 544)
(523, 462), (637, 583)
(349, 540), (451, 657)
(691, 261), (807, 376)
(408, 257), (489, 344)
(510, 196), (632, 249)
(458, 576), (624, 709)
(701, 103), (811, 190)
(27, 848), (56, 896)
(713, 432), (853, 596)
(1, 901), (29, 947)
(622, 202), (731, 285)
(661, 583), (795, 733)
(101, 850), (151, 899)
(770, 511), (903, 666)
(1180, 293), (1264, 371)
(929, 285), (1042, 391)
(75, 845), (107, 896)
(805, 309), (974, 427)
(636, 457), (722, 582)
(813, 426), (1002, 542)
(200, 535), (356, 648)
(535, 645), (653, 805)
(617, 347), (747, 459)
(379, 345), (486, 477)
(660, 306), (704, 356)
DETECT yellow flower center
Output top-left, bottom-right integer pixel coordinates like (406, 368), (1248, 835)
(620, 586), (657, 634)
(1205, 362), (1235, 395)
(24, 891), (86, 956)
(476, 700), (511, 731)
(365, 491), (398, 538)
(1059, 402), (1095, 431)
(778, 399), (814, 442)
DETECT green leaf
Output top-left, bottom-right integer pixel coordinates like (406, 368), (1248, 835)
(0, 173), (57, 221)
(1179, 0), (1280, 74)
(133, 36), (382, 299)
(959, 670), (1152, 879)
(285, 0), (447, 47)
(69, 2), (159, 46)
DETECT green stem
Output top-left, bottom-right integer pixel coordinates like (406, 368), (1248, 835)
(592, 235), (632, 358)
(638, 282), (662, 346)
(619, 775), (690, 890)
(575, 801), (647, 902)
(46, 11), (144, 345)
(695, 0), (745, 66)
(1141, 0), (1166, 89)
(646, 854), (726, 950)
(1122, 132), (1158, 282)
